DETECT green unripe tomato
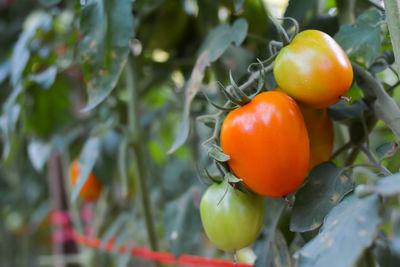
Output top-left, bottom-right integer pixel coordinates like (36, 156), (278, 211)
(200, 182), (264, 252)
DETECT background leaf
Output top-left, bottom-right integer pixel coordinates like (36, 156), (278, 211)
(71, 137), (101, 202)
(164, 186), (202, 257)
(79, 0), (133, 111)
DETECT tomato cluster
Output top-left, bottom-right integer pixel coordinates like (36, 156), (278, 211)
(200, 29), (351, 253)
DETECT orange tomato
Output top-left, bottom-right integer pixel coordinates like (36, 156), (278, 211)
(220, 91), (310, 197)
(69, 159), (102, 202)
(299, 104), (334, 170)
(273, 30), (353, 108)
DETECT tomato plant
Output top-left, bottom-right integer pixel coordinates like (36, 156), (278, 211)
(69, 159), (103, 202)
(200, 181), (264, 252)
(220, 91), (310, 197)
(299, 104), (334, 170)
(273, 30), (353, 109)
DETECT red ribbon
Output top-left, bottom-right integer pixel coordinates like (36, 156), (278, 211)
(50, 209), (253, 267)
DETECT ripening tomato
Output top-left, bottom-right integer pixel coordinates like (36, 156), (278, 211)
(299, 104), (334, 170)
(273, 30), (353, 109)
(221, 91), (309, 197)
(200, 182), (264, 252)
(69, 159), (102, 202)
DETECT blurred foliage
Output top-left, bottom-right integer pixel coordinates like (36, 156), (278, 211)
(0, 0), (400, 266)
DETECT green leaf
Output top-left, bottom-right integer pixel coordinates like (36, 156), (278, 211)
(164, 187), (202, 257)
(167, 52), (209, 154)
(225, 172), (242, 183)
(233, 0), (245, 13)
(254, 198), (286, 267)
(207, 146), (230, 162)
(198, 18), (248, 63)
(327, 100), (368, 121)
(255, 230), (292, 267)
(0, 60), (10, 84)
(374, 173), (400, 197)
(297, 194), (381, 267)
(334, 9), (385, 65)
(284, 0), (318, 26)
(99, 213), (130, 251)
(0, 105), (21, 159)
(71, 137), (101, 202)
(27, 140), (52, 172)
(290, 162), (353, 232)
(79, 0), (133, 111)
(376, 142), (398, 160)
(168, 19), (248, 154)
(27, 66), (57, 90)
(11, 12), (52, 86)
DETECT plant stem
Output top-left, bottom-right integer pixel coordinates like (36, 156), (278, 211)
(336, 0), (356, 25)
(352, 62), (400, 140)
(125, 57), (159, 251)
(330, 141), (352, 160)
(384, 0), (400, 75)
(357, 143), (392, 176)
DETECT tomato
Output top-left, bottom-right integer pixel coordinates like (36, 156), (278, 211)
(220, 91), (309, 197)
(200, 182), (264, 252)
(273, 30), (353, 109)
(69, 159), (102, 202)
(299, 104), (334, 170)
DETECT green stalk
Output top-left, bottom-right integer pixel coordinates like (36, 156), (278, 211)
(384, 0), (400, 75)
(336, 0), (356, 25)
(125, 57), (159, 251)
(352, 62), (400, 140)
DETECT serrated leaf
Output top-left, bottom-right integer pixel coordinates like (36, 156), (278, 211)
(297, 194), (381, 267)
(207, 146), (230, 162)
(290, 162), (353, 232)
(225, 172), (242, 183)
(79, 0), (133, 111)
(71, 137), (101, 202)
(164, 187), (202, 257)
(376, 142), (398, 160)
(28, 140), (53, 172)
(335, 9), (385, 65)
(327, 100), (369, 121)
